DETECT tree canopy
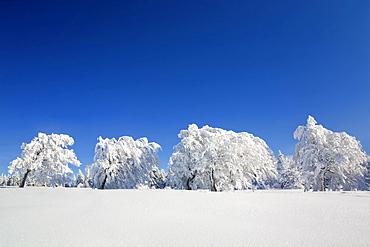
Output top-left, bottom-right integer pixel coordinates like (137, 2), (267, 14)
(8, 133), (81, 187)
(294, 116), (369, 191)
(87, 136), (161, 189)
(167, 124), (277, 191)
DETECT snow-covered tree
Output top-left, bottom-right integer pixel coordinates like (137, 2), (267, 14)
(8, 133), (81, 188)
(294, 116), (370, 191)
(87, 136), (161, 189)
(75, 169), (85, 187)
(150, 168), (167, 189)
(84, 167), (93, 188)
(365, 161), (370, 186)
(53, 170), (74, 187)
(0, 174), (8, 186)
(70, 175), (77, 187)
(0, 172), (21, 186)
(167, 124), (277, 191)
(10, 172), (21, 187)
(277, 151), (303, 189)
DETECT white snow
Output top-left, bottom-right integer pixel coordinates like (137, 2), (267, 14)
(1, 188), (369, 246)
(168, 124), (277, 191)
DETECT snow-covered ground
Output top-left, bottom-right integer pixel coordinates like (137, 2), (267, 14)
(1, 188), (369, 246)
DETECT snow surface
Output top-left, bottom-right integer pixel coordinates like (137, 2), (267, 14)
(1, 188), (369, 246)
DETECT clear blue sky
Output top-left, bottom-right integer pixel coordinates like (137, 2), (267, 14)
(1, 0), (369, 174)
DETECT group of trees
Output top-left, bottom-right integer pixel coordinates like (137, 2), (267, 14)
(0, 168), (86, 188)
(3, 116), (370, 191)
(5, 133), (164, 189)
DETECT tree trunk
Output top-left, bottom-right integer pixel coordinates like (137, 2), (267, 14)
(99, 174), (108, 189)
(211, 168), (217, 192)
(187, 173), (196, 190)
(320, 177), (326, 191)
(323, 177), (327, 191)
(20, 169), (31, 188)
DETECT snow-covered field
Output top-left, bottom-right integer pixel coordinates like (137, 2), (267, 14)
(1, 188), (369, 246)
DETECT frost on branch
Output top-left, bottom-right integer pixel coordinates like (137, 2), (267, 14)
(293, 116), (370, 191)
(167, 124), (277, 191)
(87, 136), (161, 189)
(8, 133), (81, 187)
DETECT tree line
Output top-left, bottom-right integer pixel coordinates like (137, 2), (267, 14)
(2, 116), (369, 191)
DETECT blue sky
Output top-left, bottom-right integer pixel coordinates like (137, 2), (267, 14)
(1, 0), (369, 174)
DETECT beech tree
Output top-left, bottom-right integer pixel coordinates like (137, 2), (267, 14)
(167, 124), (277, 191)
(8, 133), (81, 187)
(294, 116), (370, 191)
(87, 136), (161, 189)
